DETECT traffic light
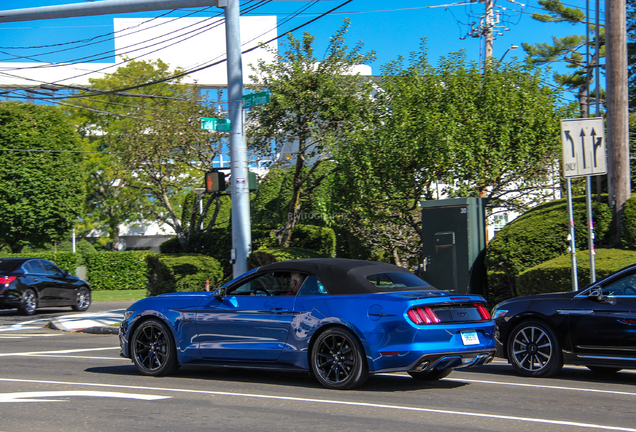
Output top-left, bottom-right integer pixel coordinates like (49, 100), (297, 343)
(205, 171), (226, 192)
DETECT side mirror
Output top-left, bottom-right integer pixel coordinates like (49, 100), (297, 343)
(213, 287), (226, 300)
(63, 270), (71, 278)
(588, 288), (616, 305)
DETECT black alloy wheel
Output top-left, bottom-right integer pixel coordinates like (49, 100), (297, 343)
(311, 328), (368, 390)
(71, 287), (91, 311)
(408, 368), (453, 381)
(507, 319), (563, 378)
(17, 289), (37, 316)
(130, 319), (179, 377)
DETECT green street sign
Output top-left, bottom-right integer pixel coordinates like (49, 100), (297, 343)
(242, 91), (270, 108)
(201, 117), (231, 132)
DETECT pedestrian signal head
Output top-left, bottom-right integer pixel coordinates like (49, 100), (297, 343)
(205, 171), (226, 192)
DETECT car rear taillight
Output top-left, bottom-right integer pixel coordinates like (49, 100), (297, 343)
(0, 276), (17, 284)
(476, 304), (491, 320)
(407, 306), (441, 325)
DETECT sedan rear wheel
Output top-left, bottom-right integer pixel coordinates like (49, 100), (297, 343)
(71, 287), (91, 312)
(17, 289), (37, 316)
(507, 319), (563, 378)
(131, 319), (179, 377)
(311, 328), (368, 390)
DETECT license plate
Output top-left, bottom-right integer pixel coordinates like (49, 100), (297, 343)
(461, 331), (479, 345)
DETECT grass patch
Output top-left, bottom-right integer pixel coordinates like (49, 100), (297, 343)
(92, 289), (147, 302)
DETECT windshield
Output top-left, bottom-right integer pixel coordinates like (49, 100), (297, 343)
(366, 272), (435, 292)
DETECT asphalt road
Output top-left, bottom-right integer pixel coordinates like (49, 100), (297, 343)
(1, 313), (636, 432)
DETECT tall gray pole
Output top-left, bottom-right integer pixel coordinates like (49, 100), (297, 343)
(566, 178), (579, 291)
(224, 0), (251, 277)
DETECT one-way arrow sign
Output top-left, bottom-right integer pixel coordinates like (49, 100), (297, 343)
(560, 117), (606, 178)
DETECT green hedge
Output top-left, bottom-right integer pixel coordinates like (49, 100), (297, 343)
(248, 247), (329, 268)
(146, 254), (224, 296)
(83, 251), (156, 291)
(0, 252), (82, 274)
(621, 194), (636, 249)
(516, 249), (636, 296)
(485, 196), (612, 300)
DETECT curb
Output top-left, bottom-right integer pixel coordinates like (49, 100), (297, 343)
(48, 320), (120, 335)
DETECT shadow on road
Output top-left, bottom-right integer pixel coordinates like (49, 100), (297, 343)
(84, 364), (468, 392)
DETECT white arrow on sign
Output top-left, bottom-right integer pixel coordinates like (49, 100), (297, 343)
(560, 117), (607, 178)
(0, 390), (170, 403)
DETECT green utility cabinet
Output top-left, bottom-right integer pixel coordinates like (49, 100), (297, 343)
(420, 198), (487, 294)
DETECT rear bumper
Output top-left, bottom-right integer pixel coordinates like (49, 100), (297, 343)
(374, 349), (496, 374)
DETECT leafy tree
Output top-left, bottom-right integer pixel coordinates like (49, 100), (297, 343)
(628, 0), (636, 105)
(336, 46), (569, 266)
(247, 20), (375, 247)
(523, 0), (604, 117)
(67, 59), (225, 250)
(0, 102), (86, 252)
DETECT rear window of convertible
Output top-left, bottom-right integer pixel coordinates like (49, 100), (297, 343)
(366, 272), (435, 291)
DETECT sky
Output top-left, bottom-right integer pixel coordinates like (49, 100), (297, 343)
(0, 0), (600, 78)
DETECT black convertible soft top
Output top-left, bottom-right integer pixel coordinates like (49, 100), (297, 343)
(256, 258), (426, 295)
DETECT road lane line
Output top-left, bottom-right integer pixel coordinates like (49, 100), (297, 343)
(25, 355), (130, 361)
(0, 390), (169, 403)
(0, 347), (119, 357)
(0, 378), (633, 432)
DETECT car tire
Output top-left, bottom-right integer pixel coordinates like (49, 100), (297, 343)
(507, 319), (563, 378)
(408, 368), (453, 381)
(71, 287), (91, 312)
(311, 327), (368, 390)
(17, 289), (37, 316)
(587, 365), (622, 374)
(130, 319), (179, 377)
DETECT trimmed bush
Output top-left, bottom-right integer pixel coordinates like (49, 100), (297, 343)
(485, 196), (612, 300)
(146, 254), (223, 296)
(289, 224), (336, 257)
(621, 194), (636, 249)
(248, 247), (329, 269)
(516, 249), (636, 296)
(84, 251), (155, 291)
(0, 252), (82, 275)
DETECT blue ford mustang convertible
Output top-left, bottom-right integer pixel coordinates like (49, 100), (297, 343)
(119, 259), (496, 389)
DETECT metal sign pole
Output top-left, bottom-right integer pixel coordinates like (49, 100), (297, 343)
(586, 176), (596, 283)
(566, 178), (579, 291)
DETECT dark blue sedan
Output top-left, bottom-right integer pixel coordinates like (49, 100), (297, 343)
(119, 259), (496, 389)
(0, 258), (91, 315)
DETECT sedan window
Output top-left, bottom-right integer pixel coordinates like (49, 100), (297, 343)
(41, 260), (64, 276)
(601, 272), (636, 296)
(26, 260), (46, 274)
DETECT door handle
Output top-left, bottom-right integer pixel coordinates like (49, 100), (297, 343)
(270, 308), (289, 314)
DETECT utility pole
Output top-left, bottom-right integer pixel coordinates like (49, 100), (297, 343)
(606, 0), (630, 246)
(460, 0), (509, 69)
(224, 0), (251, 277)
(484, 0), (494, 61)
